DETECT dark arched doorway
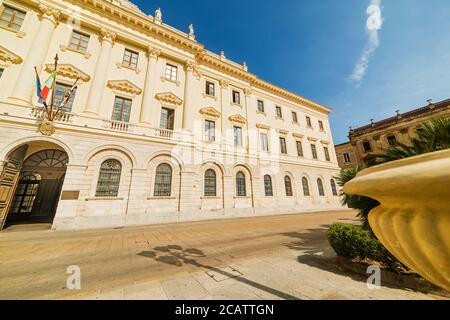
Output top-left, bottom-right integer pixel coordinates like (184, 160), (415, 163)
(4, 149), (68, 229)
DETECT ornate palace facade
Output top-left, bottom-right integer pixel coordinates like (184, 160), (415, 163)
(0, 0), (342, 230)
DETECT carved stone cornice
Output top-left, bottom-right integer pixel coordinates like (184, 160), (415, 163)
(155, 92), (183, 106)
(100, 28), (117, 44)
(228, 114), (247, 125)
(45, 63), (90, 82)
(277, 129), (289, 136)
(107, 80), (142, 95)
(320, 140), (330, 145)
(256, 123), (271, 130)
(292, 133), (304, 140)
(0, 45), (23, 65)
(307, 137), (318, 143)
(199, 107), (221, 119)
(38, 3), (61, 26)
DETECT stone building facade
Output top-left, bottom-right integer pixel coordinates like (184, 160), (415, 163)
(335, 99), (450, 170)
(0, 0), (342, 231)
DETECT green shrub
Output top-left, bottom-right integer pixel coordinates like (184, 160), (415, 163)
(328, 223), (405, 272)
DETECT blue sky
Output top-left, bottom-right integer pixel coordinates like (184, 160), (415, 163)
(134, 0), (450, 144)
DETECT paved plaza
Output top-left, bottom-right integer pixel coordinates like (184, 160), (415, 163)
(0, 210), (436, 300)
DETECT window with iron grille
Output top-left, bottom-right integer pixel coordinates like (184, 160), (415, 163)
(276, 106), (282, 118)
(0, 5), (26, 31)
(317, 178), (325, 196)
(284, 176), (293, 197)
(204, 120), (216, 142)
(311, 144), (318, 159)
(260, 132), (269, 152)
(204, 169), (217, 197)
(9, 174), (41, 214)
(296, 141), (304, 157)
(54, 83), (77, 112)
(122, 49), (139, 69)
(330, 179), (338, 196)
(280, 137), (287, 154)
(233, 126), (243, 146)
(236, 171), (246, 197)
(154, 163), (172, 197)
(257, 100), (265, 113)
(324, 147), (331, 161)
(264, 175), (273, 196)
(69, 30), (90, 52)
(165, 63), (178, 81)
(160, 107), (175, 130)
(232, 90), (241, 105)
(343, 153), (351, 163)
(306, 116), (312, 128)
(95, 160), (122, 197)
(112, 96), (132, 122)
(206, 81), (215, 96)
(302, 177), (310, 196)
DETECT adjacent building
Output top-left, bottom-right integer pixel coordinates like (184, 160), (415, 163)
(335, 99), (450, 170)
(0, 0), (342, 231)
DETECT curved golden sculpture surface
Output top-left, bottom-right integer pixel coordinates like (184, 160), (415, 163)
(344, 149), (450, 291)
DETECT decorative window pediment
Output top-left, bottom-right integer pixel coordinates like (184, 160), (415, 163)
(107, 80), (142, 95)
(0, 45), (23, 65)
(321, 140), (330, 145)
(45, 63), (90, 82)
(155, 92), (183, 106)
(229, 114), (247, 125)
(256, 123), (271, 130)
(277, 129), (289, 136)
(199, 107), (221, 119)
(307, 136), (318, 142)
(293, 133), (304, 140)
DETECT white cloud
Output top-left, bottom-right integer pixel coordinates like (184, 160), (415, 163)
(349, 0), (383, 85)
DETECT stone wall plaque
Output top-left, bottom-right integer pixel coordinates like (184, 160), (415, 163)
(60, 191), (80, 200)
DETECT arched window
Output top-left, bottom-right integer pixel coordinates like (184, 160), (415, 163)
(284, 176), (293, 197)
(154, 163), (172, 197)
(236, 171), (246, 197)
(264, 175), (273, 196)
(96, 159), (122, 197)
(204, 169), (217, 197)
(330, 179), (338, 196)
(317, 178), (325, 196)
(302, 177), (310, 196)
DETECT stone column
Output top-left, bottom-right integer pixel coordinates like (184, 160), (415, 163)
(139, 46), (160, 126)
(84, 28), (116, 116)
(11, 4), (61, 105)
(182, 61), (195, 131)
(243, 88), (252, 154)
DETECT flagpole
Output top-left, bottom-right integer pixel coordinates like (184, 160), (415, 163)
(49, 54), (59, 121)
(53, 77), (79, 120)
(34, 66), (48, 113)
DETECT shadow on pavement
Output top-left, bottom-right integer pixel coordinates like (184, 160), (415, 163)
(138, 245), (300, 300)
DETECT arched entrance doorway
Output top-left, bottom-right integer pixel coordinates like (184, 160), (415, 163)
(0, 145), (68, 231)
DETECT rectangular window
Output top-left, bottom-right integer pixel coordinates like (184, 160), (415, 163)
(259, 132), (269, 152)
(387, 135), (397, 146)
(160, 107), (175, 130)
(233, 126), (243, 146)
(112, 96), (132, 122)
(257, 100), (265, 113)
(292, 112), (298, 123)
(232, 90), (241, 105)
(311, 144), (318, 159)
(363, 141), (372, 152)
(122, 49), (139, 69)
(54, 83), (77, 112)
(296, 141), (304, 157)
(204, 120), (216, 142)
(276, 106), (282, 118)
(165, 63), (178, 81)
(306, 116), (312, 128)
(318, 120), (324, 131)
(0, 68), (4, 79)
(0, 5), (26, 31)
(324, 147), (331, 161)
(69, 31), (90, 52)
(205, 81), (215, 96)
(343, 153), (351, 163)
(280, 137), (287, 154)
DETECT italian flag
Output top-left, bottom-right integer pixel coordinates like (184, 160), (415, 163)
(40, 71), (57, 104)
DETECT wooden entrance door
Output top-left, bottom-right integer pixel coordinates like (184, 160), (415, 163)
(0, 145), (28, 230)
